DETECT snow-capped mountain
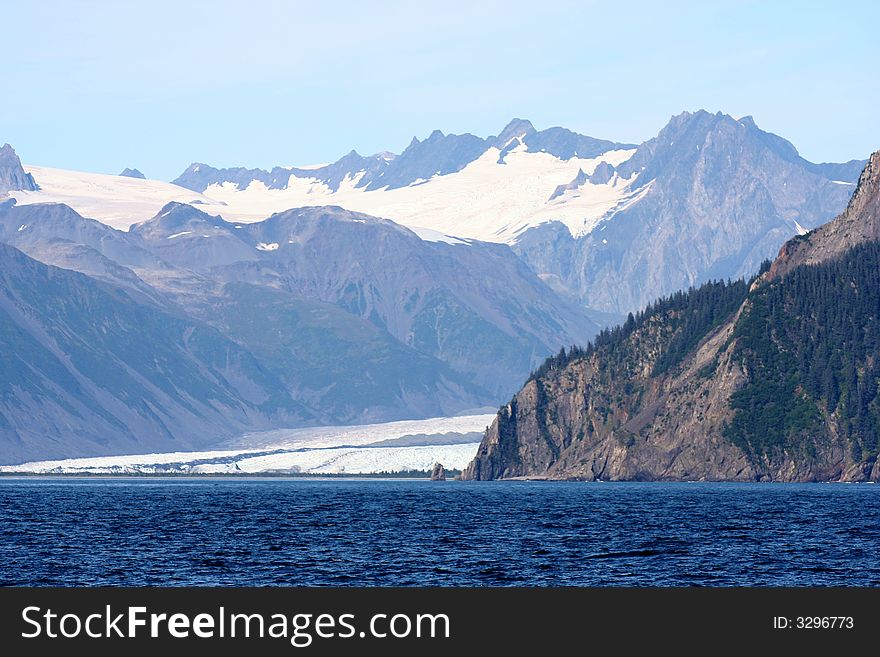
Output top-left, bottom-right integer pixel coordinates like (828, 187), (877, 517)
(174, 117), (634, 193)
(8, 116), (862, 311)
(7, 163), (222, 230)
(514, 111), (866, 312)
(170, 119), (640, 242)
(0, 111), (868, 463)
(8, 120), (640, 242)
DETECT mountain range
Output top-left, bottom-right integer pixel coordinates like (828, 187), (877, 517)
(463, 150), (880, 482)
(0, 112), (871, 464)
(8, 113), (863, 316)
(0, 192), (596, 462)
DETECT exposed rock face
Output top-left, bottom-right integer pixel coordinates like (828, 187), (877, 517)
(430, 462), (447, 481)
(0, 144), (38, 194)
(588, 161), (615, 185)
(166, 113), (855, 314)
(548, 169), (588, 201)
(464, 151), (880, 483)
(119, 168), (146, 179)
(463, 303), (756, 482)
(514, 111), (864, 314)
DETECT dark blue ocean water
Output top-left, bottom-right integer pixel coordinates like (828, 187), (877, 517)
(0, 478), (877, 587)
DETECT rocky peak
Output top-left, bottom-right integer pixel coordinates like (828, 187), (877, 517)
(182, 162), (209, 175)
(589, 161), (615, 185)
(842, 149), (880, 220)
(336, 149), (364, 164)
(119, 168), (146, 179)
(132, 201), (228, 238)
(172, 162), (218, 191)
(548, 168), (589, 201)
(616, 110), (750, 180)
(493, 118), (537, 148)
(0, 143), (38, 194)
(362, 128), (487, 191)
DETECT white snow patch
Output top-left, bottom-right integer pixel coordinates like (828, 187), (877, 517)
(12, 148), (645, 243)
(409, 226), (468, 245)
(198, 147), (639, 242)
(17, 224), (27, 232)
(593, 179), (654, 226)
(793, 220), (808, 236)
(256, 242), (279, 251)
(9, 165), (227, 231)
(831, 180), (855, 185)
(166, 231), (192, 239)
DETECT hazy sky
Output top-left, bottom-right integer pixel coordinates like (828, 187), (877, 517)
(2, 0), (878, 180)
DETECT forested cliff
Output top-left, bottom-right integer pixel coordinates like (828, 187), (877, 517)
(463, 151), (880, 482)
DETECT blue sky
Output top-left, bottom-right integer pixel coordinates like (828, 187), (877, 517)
(2, 0), (878, 180)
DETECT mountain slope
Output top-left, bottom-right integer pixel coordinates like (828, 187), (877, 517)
(0, 198), (206, 307)
(0, 242), (309, 464)
(1, 198), (592, 443)
(130, 202), (600, 398)
(0, 201), (498, 430)
(514, 111), (863, 313)
(463, 150), (880, 483)
(209, 282), (484, 422)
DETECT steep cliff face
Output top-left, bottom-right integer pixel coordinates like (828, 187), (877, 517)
(464, 151), (880, 482)
(463, 286), (757, 481)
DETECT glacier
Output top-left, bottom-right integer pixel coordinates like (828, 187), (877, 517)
(0, 414), (495, 475)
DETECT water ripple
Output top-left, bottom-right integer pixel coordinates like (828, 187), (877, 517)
(0, 478), (878, 586)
